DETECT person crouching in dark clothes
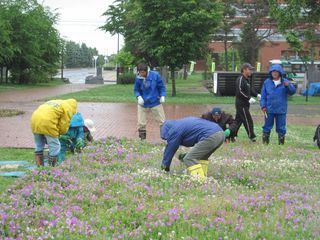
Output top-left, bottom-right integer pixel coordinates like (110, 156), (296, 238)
(201, 107), (238, 143)
(234, 63), (260, 142)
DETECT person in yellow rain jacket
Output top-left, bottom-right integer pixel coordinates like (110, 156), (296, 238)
(30, 99), (77, 167)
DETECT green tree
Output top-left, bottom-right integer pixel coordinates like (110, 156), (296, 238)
(64, 41), (98, 68)
(212, 0), (239, 71)
(236, 0), (277, 65)
(0, 4), (14, 83)
(269, 0), (320, 59)
(1, 0), (61, 84)
(116, 49), (135, 71)
(102, 0), (223, 96)
(0, 4), (14, 75)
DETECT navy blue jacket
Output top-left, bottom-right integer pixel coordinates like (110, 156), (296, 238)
(134, 70), (166, 108)
(161, 117), (223, 167)
(260, 64), (296, 114)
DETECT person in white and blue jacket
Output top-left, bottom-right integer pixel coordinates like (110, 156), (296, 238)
(134, 63), (166, 140)
(160, 117), (225, 180)
(260, 64), (296, 145)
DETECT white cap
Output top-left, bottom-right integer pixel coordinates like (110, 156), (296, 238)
(84, 119), (96, 133)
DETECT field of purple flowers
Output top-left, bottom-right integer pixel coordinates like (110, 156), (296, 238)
(0, 125), (319, 239)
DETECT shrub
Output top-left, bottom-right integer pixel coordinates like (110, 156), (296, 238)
(118, 73), (136, 84)
(104, 66), (115, 71)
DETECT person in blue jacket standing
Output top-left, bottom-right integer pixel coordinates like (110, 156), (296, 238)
(260, 64), (296, 145)
(160, 117), (225, 180)
(134, 63), (166, 140)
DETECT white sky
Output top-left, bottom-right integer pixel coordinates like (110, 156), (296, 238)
(39, 0), (124, 55)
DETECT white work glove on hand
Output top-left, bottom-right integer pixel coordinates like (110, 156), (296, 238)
(137, 96), (144, 106)
(249, 97), (256, 104)
(160, 96), (165, 103)
(257, 94), (261, 101)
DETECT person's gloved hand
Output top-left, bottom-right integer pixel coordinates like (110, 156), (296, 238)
(261, 107), (267, 113)
(161, 165), (170, 172)
(75, 138), (83, 149)
(60, 134), (70, 142)
(137, 96), (144, 106)
(249, 97), (256, 104)
(178, 153), (187, 161)
(224, 129), (231, 137)
(257, 94), (261, 101)
(160, 96), (165, 103)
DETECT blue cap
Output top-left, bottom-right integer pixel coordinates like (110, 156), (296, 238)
(212, 107), (221, 116)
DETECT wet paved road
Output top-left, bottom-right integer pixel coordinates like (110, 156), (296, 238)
(0, 79), (319, 148)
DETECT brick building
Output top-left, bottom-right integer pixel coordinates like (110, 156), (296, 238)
(194, 2), (320, 72)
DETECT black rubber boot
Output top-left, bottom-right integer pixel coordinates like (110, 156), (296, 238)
(48, 156), (58, 167)
(262, 133), (270, 145)
(138, 129), (146, 140)
(278, 135), (285, 145)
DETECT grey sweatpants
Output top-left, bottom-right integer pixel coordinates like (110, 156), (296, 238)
(183, 131), (225, 168)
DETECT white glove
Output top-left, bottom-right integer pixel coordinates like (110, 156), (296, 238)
(160, 96), (165, 103)
(137, 96), (144, 106)
(249, 97), (256, 104)
(257, 94), (261, 101)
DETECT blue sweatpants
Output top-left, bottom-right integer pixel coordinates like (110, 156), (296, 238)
(262, 113), (286, 136)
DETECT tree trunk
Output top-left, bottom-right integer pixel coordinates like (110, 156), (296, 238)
(5, 68), (9, 84)
(0, 67), (2, 84)
(183, 64), (188, 80)
(170, 69), (176, 97)
(160, 66), (168, 84)
(224, 33), (229, 71)
(204, 61), (208, 82)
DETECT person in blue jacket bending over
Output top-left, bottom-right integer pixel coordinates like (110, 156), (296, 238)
(260, 64), (296, 145)
(58, 112), (85, 163)
(134, 63), (166, 140)
(160, 117), (225, 180)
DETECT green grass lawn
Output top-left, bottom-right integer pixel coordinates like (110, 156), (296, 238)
(46, 73), (319, 105)
(0, 78), (67, 92)
(0, 148), (34, 193)
(1, 73), (318, 105)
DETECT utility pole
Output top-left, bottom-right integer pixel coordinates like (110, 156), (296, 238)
(61, 41), (64, 80)
(61, 36), (68, 80)
(93, 55), (98, 73)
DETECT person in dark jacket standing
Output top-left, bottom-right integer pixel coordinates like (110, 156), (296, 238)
(234, 63), (260, 142)
(160, 117), (224, 180)
(201, 107), (238, 142)
(260, 64), (296, 145)
(134, 63), (166, 140)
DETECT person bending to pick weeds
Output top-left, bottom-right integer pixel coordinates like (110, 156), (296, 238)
(160, 117), (224, 180)
(30, 99), (77, 167)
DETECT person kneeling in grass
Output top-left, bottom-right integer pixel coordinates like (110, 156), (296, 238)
(58, 113), (95, 164)
(201, 107), (238, 143)
(160, 117), (225, 180)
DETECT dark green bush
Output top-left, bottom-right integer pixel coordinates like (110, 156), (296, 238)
(104, 66), (115, 71)
(118, 73), (136, 84)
